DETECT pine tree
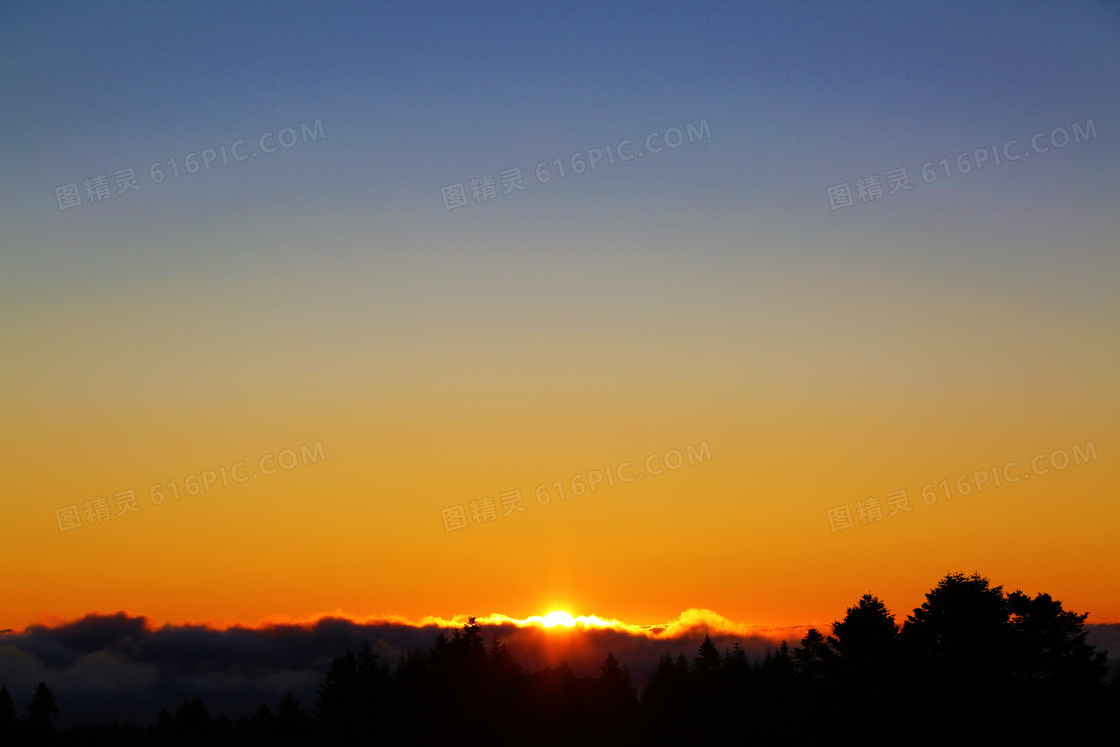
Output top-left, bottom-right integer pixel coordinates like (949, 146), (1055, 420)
(486, 637), (524, 692)
(315, 648), (357, 727)
(693, 634), (721, 675)
(642, 652), (691, 712)
(0, 686), (18, 737)
(276, 689), (310, 737)
(459, 616), (485, 651)
(1006, 590), (1108, 690)
(721, 642), (750, 677)
(173, 697), (211, 738)
(829, 593), (898, 679)
(793, 628), (836, 680)
(596, 652), (637, 717)
(355, 640), (389, 732)
(252, 702), (273, 731)
(26, 682), (59, 733)
(901, 571), (1015, 703)
(760, 642), (794, 684)
(448, 617), (488, 682)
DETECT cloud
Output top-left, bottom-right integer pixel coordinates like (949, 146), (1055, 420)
(0, 644), (50, 697)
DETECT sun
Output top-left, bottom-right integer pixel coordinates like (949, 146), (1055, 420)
(541, 611), (576, 628)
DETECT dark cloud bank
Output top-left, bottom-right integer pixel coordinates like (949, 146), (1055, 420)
(0, 613), (1116, 727)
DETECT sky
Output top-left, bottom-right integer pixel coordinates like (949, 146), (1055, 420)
(1, 0), (1119, 643)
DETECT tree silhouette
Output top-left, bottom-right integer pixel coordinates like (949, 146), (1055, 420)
(445, 616), (488, 685)
(720, 642), (751, 687)
(524, 657), (585, 737)
(0, 686), (17, 739)
(642, 651), (690, 714)
(594, 652), (637, 718)
(486, 637), (523, 684)
(828, 593), (898, 698)
(759, 641), (793, 683)
(251, 702), (273, 732)
(830, 594), (897, 664)
(272, 690), (311, 744)
(1007, 589), (1107, 689)
(792, 627), (836, 681)
(156, 706), (173, 734)
(690, 634), (731, 736)
(390, 646), (430, 735)
(313, 640), (391, 738)
(693, 634), (721, 675)
(172, 697), (211, 738)
(315, 647), (355, 718)
(456, 616), (485, 651)
(277, 691), (308, 722)
(1005, 588), (1110, 737)
(904, 573), (1013, 691)
(1109, 669), (1120, 718)
(26, 681), (59, 737)
(897, 572), (1112, 739)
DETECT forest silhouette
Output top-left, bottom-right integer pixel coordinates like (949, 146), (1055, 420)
(2, 572), (1117, 745)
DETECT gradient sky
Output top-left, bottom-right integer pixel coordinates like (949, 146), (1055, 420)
(1, 1), (1119, 633)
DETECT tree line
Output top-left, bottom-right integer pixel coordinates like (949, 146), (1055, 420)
(2, 572), (1118, 744)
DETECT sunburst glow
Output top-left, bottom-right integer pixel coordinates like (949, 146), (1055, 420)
(541, 610), (576, 627)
